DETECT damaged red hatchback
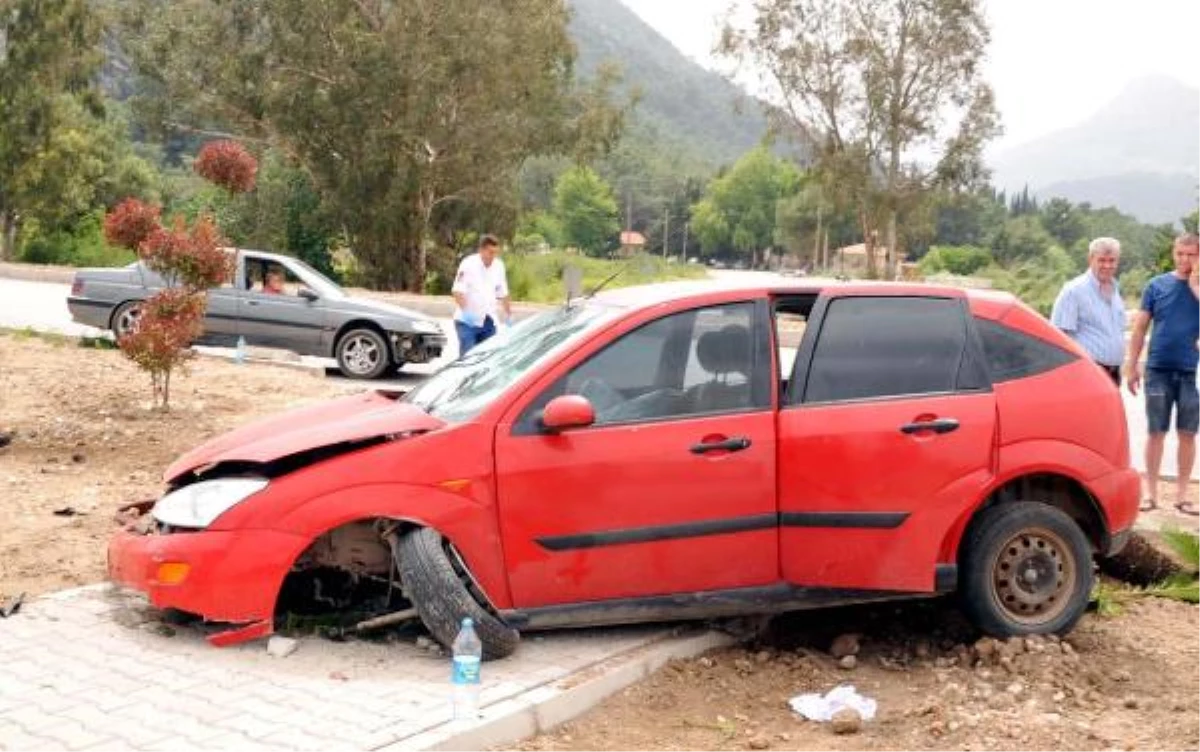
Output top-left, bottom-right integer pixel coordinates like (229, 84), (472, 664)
(108, 280), (1139, 658)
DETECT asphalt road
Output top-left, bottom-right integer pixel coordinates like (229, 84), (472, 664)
(1, 276), (1193, 479)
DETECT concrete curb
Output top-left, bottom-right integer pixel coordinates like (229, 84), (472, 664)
(394, 629), (734, 751)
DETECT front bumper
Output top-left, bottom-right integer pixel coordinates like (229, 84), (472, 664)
(108, 515), (310, 626)
(390, 331), (446, 364)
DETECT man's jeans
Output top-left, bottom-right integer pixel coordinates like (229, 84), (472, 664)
(454, 316), (497, 357)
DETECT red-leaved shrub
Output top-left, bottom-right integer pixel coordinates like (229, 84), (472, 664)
(117, 289), (208, 408)
(104, 198), (162, 251)
(194, 140), (258, 194)
(139, 215), (233, 290)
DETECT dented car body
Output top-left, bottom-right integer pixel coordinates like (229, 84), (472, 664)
(108, 280), (1139, 657)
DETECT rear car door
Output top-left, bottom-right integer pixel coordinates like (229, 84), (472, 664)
(776, 293), (996, 592)
(494, 300), (779, 608)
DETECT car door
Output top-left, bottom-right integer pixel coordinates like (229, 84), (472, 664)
(777, 293), (996, 593)
(197, 252), (242, 346)
(237, 255), (326, 353)
(494, 300), (779, 609)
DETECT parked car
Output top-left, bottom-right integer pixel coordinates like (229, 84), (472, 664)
(108, 279), (1138, 658)
(67, 249), (446, 379)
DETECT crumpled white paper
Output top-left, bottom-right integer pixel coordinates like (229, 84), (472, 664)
(789, 684), (877, 722)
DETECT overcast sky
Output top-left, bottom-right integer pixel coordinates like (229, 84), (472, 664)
(618, 0), (1200, 153)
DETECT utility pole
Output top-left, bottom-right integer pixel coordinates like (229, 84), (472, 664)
(662, 206), (670, 259)
(682, 221), (689, 259)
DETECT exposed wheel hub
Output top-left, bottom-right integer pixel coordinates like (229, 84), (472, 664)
(992, 528), (1075, 625)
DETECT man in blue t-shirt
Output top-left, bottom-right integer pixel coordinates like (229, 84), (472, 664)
(1125, 233), (1200, 515)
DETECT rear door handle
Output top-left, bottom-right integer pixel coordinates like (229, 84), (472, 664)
(899, 418), (959, 435)
(690, 437), (752, 454)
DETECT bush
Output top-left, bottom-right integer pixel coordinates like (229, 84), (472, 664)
(919, 245), (993, 276)
(19, 211), (136, 267)
(117, 289), (207, 408)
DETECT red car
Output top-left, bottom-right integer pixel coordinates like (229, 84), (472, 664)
(108, 280), (1138, 657)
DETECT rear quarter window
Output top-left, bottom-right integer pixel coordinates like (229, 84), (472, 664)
(974, 317), (1077, 382)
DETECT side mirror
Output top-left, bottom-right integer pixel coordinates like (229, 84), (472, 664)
(298, 287), (319, 302)
(540, 395), (595, 433)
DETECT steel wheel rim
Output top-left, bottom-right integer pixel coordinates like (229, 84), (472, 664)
(991, 526), (1076, 626)
(115, 306), (140, 337)
(343, 334), (381, 375)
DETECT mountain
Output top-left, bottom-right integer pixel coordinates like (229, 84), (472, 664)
(990, 76), (1199, 224)
(568, 0), (771, 166)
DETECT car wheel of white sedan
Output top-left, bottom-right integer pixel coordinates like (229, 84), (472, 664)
(336, 328), (391, 379)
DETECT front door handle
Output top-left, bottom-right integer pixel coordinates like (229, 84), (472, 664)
(690, 436), (752, 454)
(899, 418), (959, 435)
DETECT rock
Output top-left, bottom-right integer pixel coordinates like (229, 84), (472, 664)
(747, 735), (770, 750)
(914, 641), (931, 659)
(839, 655), (858, 670)
(1113, 669), (1132, 683)
(973, 637), (998, 659)
(1123, 696), (1139, 709)
(1006, 682), (1024, 695)
(830, 633), (861, 658)
(733, 658), (754, 673)
(1052, 691), (1066, 703)
(987, 692), (1015, 710)
(1006, 636), (1026, 654)
(928, 720), (946, 736)
(415, 635), (436, 650)
(267, 636), (299, 658)
(948, 720), (961, 732)
(754, 650), (771, 664)
(71, 452), (85, 463)
(830, 708), (862, 735)
(699, 657), (715, 668)
(935, 656), (955, 668)
(999, 656), (1016, 674)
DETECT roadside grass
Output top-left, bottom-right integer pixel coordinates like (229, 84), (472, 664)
(506, 251), (707, 304)
(1, 326), (116, 350)
(1093, 527), (1200, 616)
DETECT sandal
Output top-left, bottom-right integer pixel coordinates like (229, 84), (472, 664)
(1139, 498), (1159, 512)
(1174, 501), (1199, 517)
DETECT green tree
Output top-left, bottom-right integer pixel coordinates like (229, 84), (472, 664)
(0, 0), (105, 259)
(691, 147), (801, 266)
(1040, 197), (1086, 250)
(120, 0), (626, 290)
(1155, 209), (1199, 272)
(720, 0), (999, 277)
(553, 166), (619, 256)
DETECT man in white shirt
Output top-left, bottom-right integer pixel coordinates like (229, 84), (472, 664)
(451, 234), (512, 356)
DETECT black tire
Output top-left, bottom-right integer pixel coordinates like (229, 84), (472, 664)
(335, 327), (391, 379)
(111, 301), (142, 338)
(959, 501), (1093, 637)
(397, 527), (520, 660)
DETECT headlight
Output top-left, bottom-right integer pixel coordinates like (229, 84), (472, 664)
(152, 478), (268, 529)
(411, 320), (441, 335)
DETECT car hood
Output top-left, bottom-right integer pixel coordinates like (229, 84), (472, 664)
(336, 295), (442, 327)
(163, 391), (444, 482)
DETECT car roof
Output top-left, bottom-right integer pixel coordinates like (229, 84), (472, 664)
(593, 276), (1017, 312)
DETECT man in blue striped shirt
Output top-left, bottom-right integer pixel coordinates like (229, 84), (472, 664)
(1050, 237), (1126, 385)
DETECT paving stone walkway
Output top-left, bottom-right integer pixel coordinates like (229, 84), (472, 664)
(0, 585), (683, 751)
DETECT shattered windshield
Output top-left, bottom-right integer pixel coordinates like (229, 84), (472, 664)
(404, 302), (621, 423)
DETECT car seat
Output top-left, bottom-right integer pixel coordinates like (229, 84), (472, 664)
(691, 324), (753, 412)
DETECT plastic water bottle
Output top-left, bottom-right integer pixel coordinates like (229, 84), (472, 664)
(234, 335), (247, 364)
(450, 617), (482, 721)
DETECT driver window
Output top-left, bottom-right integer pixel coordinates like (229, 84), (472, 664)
(247, 260), (303, 296)
(528, 301), (768, 428)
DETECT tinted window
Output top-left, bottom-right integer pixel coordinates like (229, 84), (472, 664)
(974, 317), (1077, 382)
(803, 297), (966, 403)
(520, 302), (769, 430)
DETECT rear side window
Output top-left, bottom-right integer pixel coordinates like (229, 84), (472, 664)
(803, 296), (966, 403)
(974, 317), (1077, 382)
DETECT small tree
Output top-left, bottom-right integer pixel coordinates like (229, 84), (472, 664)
(104, 140), (254, 409)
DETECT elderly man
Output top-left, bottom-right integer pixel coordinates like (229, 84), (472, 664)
(1050, 237), (1126, 385)
(1125, 232), (1200, 515)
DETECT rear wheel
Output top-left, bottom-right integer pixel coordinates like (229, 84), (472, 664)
(335, 328), (390, 379)
(397, 527), (519, 660)
(960, 502), (1093, 636)
(111, 301), (141, 339)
